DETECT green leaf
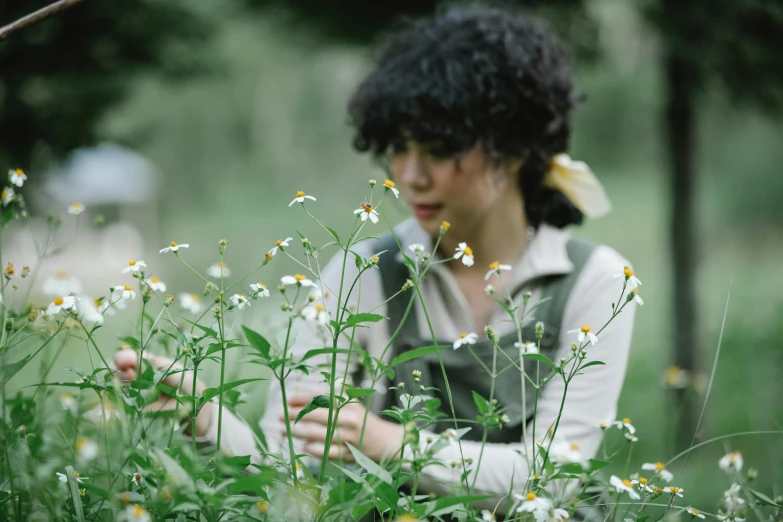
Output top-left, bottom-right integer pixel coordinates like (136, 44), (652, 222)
(527, 296), (553, 315)
(390, 344), (442, 368)
(580, 360), (606, 370)
(472, 391), (489, 416)
(0, 354), (33, 386)
(749, 488), (781, 507)
(120, 336), (140, 349)
(344, 313), (384, 328)
(346, 387), (375, 400)
(241, 325), (270, 359)
(523, 353), (560, 373)
(202, 378), (265, 403)
(637, 516), (651, 522)
(295, 394), (331, 424)
(325, 226), (341, 244)
(64, 465), (86, 522)
(588, 458), (611, 471)
(300, 348), (351, 364)
(425, 494), (496, 517)
(345, 442), (393, 484)
(183, 319), (218, 339)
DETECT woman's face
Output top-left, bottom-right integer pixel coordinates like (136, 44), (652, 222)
(389, 142), (522, 237)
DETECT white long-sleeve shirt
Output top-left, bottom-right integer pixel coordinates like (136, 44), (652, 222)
(197, 219), (637, 511)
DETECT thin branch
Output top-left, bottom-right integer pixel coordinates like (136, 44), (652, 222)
(0, 0), (86, 41)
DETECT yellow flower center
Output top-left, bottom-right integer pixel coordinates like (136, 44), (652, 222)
(74, 471), (79, 477)
(133, 505), (146, 516)
(623, 479), (633, 488)
(57, 270), (68, 278)
(190, 293), (200, 301)
(76, 438), (88, 450)
(639, 477), (648, 485)
(315, 304), (325, 312)
(257, 501), (269, 512)
(729, 451), (740, 463)
(257, 283), (266, 289)
(532, 474), (541, 479)
(362, 203), (373, 212)
(294, 274), (306, 282)
(384, 179), (395, 189)
(581, 325), (591, 333)
(6, 264), (14, 275)
(1, 189), (7, 199)
(692, 509), (701, 515)
(526, 492), (536, 501)
(134, 473), (141, 483)
(120, 493), (130, 503)
(460, 332), (468, 339)
(54, 297), (64, 305)
(296, 191), (305, 198)
(128, 260), (137, 266)
(265, 253), (273, 261)
(656, 462), (664, 471)
(170, 241), (177, 247)
(670, 487), (680, 494)
(124, 284), (133, 291)
(622, 417), (631, 424)
(489, 261), (500, 270)
(15, 168), (23, 175)
(623, 266), (634, 277)
(570, 443), (579, 451)
(276, 239), (283, 246)
(150, 277), (160, 283)
(441, 221), (451, 230)
(463, 246), (473, 256)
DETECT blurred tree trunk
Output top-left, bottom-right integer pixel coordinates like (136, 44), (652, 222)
(664, 46), (700, 451)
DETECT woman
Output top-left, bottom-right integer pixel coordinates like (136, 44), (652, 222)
(115, 5), (637, 516)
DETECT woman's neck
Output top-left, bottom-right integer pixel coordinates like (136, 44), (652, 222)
(437, 195), (530, 274)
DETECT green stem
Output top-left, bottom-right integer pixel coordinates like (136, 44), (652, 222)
(277, 317), (300, 487)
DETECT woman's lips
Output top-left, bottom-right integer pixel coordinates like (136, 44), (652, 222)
(411, 204), (443, 219)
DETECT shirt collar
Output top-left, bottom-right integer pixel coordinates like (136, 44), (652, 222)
(392, 218), (574, 288)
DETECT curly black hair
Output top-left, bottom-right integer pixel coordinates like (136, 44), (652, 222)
(348, 5), (584, 228)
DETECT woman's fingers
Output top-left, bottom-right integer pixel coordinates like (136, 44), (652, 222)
(114, 349), (186, 390)
(283, 405), (363, 428)
(303, 441), (355, 462)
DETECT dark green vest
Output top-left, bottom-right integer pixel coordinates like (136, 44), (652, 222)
(375, 233), (596, 444)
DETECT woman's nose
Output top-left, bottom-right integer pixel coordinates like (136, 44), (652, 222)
(397, 152), (431, 190)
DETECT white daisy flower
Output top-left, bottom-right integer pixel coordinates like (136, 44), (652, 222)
(453, 242), (474, 267)
(268, 237), (293, 256)
(408, 243), (426, 257)
(484, 261), (512, 281)
(229, 294), (249, 309)
(289, 190), (316, 207)
(515, 341), (539, 355)
(1, 187), (15, 206)
(631, 288), (644, 306)
(78, 298), (104, 325)
(9, 169), (27, 187)
(611, 417), (636, 434)
(719, 451), (743, 473)
(552, 508), (570, 522)
(124, 504), (151, 522)
(452, 332), (478, 350)
(281, 274), (317, 288)
(207, 262), (231, 278)
(112, 284), (137, 301)
(76, 437), (98, 462)
(122, 259), (146, 274)
(481, 509), (497, 521)
(250, 282), (270, 297)
(610, 476), (641, 500)
(353, 203), (380, 223)
(441, 428), (459, 446)
(129, 471), (143, 487)
(383, 179), (400, 198)
(631, 477), (654, 493)
(57, 469), (87, 484)
(567, 325), (598, 346)
(614, 266), (642, 288)
(723, 484), (746, 511)
(98, 297), (119, 315)
(687, 507), (706, 519)
(142, 276), (165, 292)
(159, 241), (189, 254)
(717, 511), (745, 522)
(625, 433), (639, 442)
(302, 303), (329, 326)
(60, 393), (77, 414)
(178, 293), (202, 314)
(515, 491), (553, 521)
(43, 271), (83, 296)
(642, 461), (674, 482)
(46, 295), (77, 315)
(663, 486), (684, 497)
(68, 202), (85, 215)
(547, 440), (590, 469)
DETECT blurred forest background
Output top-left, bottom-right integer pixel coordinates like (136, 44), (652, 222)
(2, 0), (782, 507)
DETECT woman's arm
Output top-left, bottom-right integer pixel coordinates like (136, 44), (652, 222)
(410, 245), (637, 511)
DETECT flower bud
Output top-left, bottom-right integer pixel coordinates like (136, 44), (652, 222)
(484, 284), (496, 295)
(484, 325), (499, 345)
(21, 266), (30, 278)
(440, 221), (451, 234)
(412, 369), (421, 382)
(203, 282), (215, 297)
(142, 287), (152, 304)
(422, 252), (430, 260)
(402, 279), (413, 291)
(523, 291), (532, 304)
(535, 321), (545, 341)
(5, 319), (12, 332)
(369, 179), (376, 187)
(93, 214), (105, 227)
(218, 239), (229, 254)
(747, 468), (758, 481)
(28, 308), (40, 322)
(164, 295), (175, 306)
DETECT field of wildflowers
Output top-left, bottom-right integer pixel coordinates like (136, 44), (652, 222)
(1, 169), (780, 521)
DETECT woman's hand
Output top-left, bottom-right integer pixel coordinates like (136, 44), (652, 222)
(283, 393), (404, 463)
(114, 349), (213, 438)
